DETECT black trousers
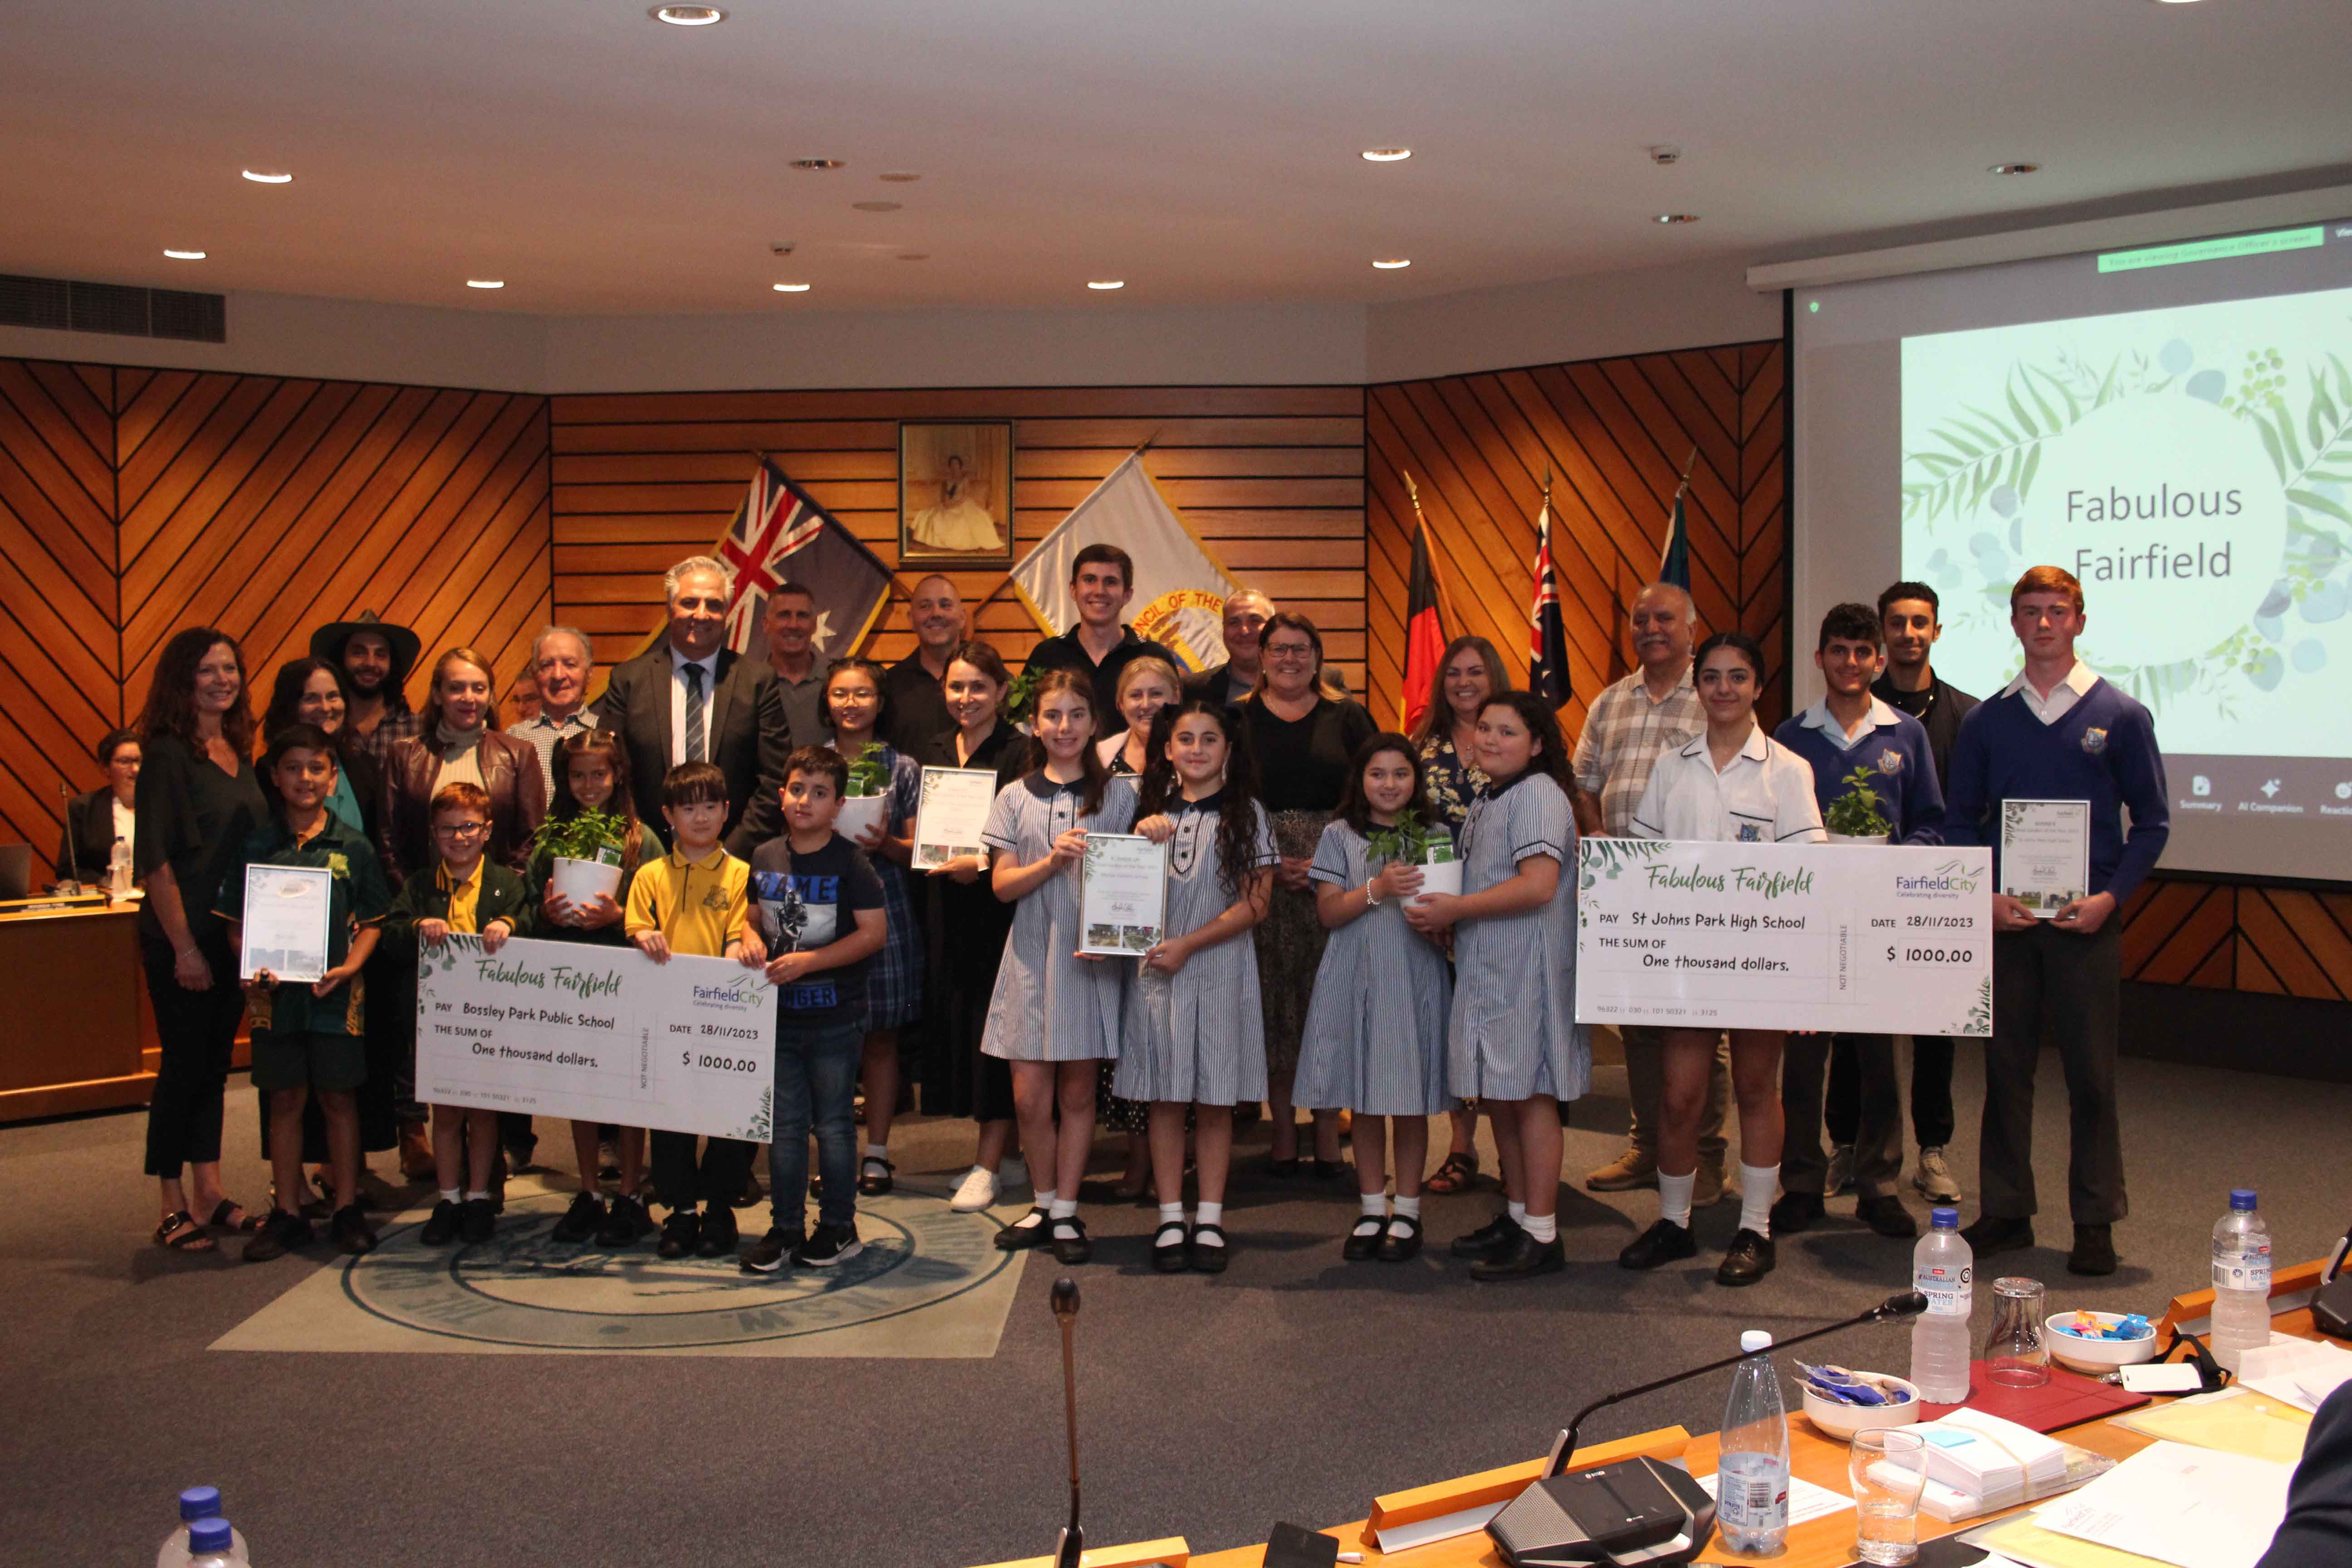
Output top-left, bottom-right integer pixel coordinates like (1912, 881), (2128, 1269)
(1980, 921), (2126, 1225)
(1828, 1035), (1958, 1150)
(649, 1132), (754, 1214)
(1784, 1033), (1903, 1199)
(141, 928), (245, 1180)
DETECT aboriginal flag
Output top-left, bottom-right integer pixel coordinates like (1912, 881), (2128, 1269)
(1529, 494), (1571, 708)
(1398, 517), (1447, 733)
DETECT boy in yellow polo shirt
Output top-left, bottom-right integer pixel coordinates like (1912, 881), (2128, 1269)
(627, 761), (758, 1260)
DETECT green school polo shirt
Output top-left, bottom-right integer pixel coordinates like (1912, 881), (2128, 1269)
(215, 814), (394, 1039)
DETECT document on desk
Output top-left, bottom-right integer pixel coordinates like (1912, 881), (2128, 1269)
(2235, 1336), (2352, 1413)
(2032, 1441), (2292, 1568)
(1693, 1468), (1856, 1525)
(2107, 1387), (2313, 1465)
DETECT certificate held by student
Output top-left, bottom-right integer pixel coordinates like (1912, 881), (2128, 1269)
(1576, 840), (1993, 1037)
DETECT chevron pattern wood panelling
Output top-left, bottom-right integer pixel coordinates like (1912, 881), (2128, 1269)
(2122, 878), (2352, 1001)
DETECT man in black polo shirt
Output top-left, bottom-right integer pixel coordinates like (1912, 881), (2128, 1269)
(885, 572), (967, 755)
(1022, 542), (1179, 735)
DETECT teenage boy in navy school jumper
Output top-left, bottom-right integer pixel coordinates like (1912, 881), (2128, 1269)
(1869, 581), (1980, 1206)
(1770, 603), (1945, 1243)
(738, 747), (887, 1272)
(1942, 564), (2168, 1277)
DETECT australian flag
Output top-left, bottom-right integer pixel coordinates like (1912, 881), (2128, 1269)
(1528, 494), (1571, 707)
(717, 456), (896, 665)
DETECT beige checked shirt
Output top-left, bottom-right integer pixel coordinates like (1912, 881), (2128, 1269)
(1570, 664), (1703, 836)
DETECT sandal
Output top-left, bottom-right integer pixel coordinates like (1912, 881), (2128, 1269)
(1424, 1152), (1480, 1196)
(857, 1157), (896, 1197)
(206, 1199), (260, 1234)
(1152, 1220), (1191, 1274)
(154, 1211), (216, 1252)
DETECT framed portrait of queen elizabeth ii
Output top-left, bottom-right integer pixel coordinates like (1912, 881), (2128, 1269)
(898, 421), (1014, 565)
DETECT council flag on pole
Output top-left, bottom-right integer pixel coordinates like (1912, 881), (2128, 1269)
(1528, 493), (1572, 708)
(1398, 485), (1448, 733)
(1659, 490), (1691, 591)
(1009, 449), (1235, 672)
(715, 456), (895, 665)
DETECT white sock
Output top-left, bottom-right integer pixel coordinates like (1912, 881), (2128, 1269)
(1048, 1196), (1078, 1220)
(1740, 1162), (1779, 1237)
(439, 1188), (460, 1205)
(1507, 1200), (1528, 1229)
(1523, 1212), (1558, 1243)
(864, 1143), (887, 1163)
(463, 1189), (490, 1203)
(1010, 1190), (1054, 1229)
(1353, 1192), (1387, 1237)
(1659, 1171), (1696, 1229)
(1194, 1201), (1225, 1245)
(1394, 1195), (1422, 1221)
(1158, 1202), (1186, 1225)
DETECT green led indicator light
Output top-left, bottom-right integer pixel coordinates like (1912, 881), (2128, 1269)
(2097, 225), (2325, 273)
(1808, 300), (1821, 313)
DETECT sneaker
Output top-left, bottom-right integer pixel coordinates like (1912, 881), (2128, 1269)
(696, 1203), (740, 1257)
(550, 1192), (606, 1244)
(2068, 1224), (2117, 1277)
(1449, 1213), (1520, 1259)
(1470, 1228), (1566, 1282)
(1693, 1159), (1727, 1208)
(1769, 1191), (1825, 1235)
(740, 1226), (804, 1274)
(420, 1199), (462, 1246)
(657, 1209), (701, 1259)
(1715, 1227), (1775, 1286)
(1824, 1143), (1857, 1199)
(1856, 1194), (1920, 1239)
(1960, 1214), (2036, 1256)
(1584, 1147), (1657, 1192)
(598, 1193), (654, 1248)
(330, 1203), (378, 1256)
(1618, 1218), (1698, 1271)
(243, 1209), (312, 1262)
(796, 1221), (863, 1267)
(1913, 1146), (1963, 1203)
(459, 1197), (496, 1244)
(949, 1166), (999, 1213)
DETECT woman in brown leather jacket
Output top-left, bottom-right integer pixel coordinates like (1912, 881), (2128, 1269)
(377, 646), (545, 889)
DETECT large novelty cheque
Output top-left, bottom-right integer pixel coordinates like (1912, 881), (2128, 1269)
(1574, 840), (1994, 1036)
(415, 935), (775, 1141)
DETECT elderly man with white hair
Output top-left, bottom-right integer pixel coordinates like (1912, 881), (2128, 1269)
(589, 554), (794, 856)
(510, 625), (600, 809)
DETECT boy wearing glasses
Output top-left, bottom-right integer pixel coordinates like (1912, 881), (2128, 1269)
(385, 782), (532, 1245)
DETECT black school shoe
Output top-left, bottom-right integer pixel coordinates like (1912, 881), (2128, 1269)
(243, 1210), (313, 1263)
(459, 1197), (496, 1245)
(1768, 1191), (1825, 1235)
(1618, 1219), (1698, 1271)
(1377, 1214), (1424, 1262)
(995, 1208), (1054, 1250)
(1050, 1216), (1093, 1265)
(657, 1209), (701, 1259)
(1472, 1227), (1564, 1282)
(857, 1157), (896, 1196)
(696, 1203), (740, 1258)
(2068, 1224), (2118, 1276)
(551, 1192), (607, 1244)
(1450, 1212), (1520, 1259)
(740, 1227), (804, 1274)
(796, 1221), (862, 1267)
(420, 1199), (462, 1246)
(1152, 1220), (1191, 1273)
(1715, 1228), (1775, 1286)
(330, 1203), (379, 1256)
(598, 1194), (653, 1248)
(1189, 1223), (1229, 1274)
(1343, 1215), (1388, 1262)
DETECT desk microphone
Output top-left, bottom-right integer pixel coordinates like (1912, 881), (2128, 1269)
(1051, 1277), (1084, 1568)
(57, 779), (85, 896)
(1489, 1290), (1928, 1567)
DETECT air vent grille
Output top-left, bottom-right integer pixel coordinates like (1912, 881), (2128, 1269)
(0, 274), (227, 343)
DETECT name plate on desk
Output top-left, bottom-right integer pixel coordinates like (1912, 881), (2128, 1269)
(1575, 841), (1994, 1035)
(414, 935), (774, 1141)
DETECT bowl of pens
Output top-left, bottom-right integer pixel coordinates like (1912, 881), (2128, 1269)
(2046, 1310), (2158, 1374)
(1797, 1362), (1922, 1441)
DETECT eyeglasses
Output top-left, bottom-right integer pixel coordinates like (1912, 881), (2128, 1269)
(1264, 643), (1316, 659)
(433, 821), (491, 839)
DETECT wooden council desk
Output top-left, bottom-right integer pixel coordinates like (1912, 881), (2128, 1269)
(0, 897), (169, 1122)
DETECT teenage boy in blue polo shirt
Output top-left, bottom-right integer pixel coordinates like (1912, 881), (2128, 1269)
(1943, 564), (2168, 1277)
(1771, 603), (1944, 1242)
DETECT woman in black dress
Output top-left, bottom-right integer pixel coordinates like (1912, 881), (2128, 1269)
(1243, 612), (1377, 1174)
(136, 627), (269, 1251)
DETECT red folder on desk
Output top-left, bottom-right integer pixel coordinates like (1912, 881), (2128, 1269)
(1920, 1360), (2149, 1431)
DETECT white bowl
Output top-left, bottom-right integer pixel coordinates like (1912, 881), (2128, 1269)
(2046, 1311), (2159, 1373)
(1802, 1373), (1923, 1441)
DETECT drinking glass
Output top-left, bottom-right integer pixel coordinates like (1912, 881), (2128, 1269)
(1987, 1276), (2051, 1387)
(1848, 1428), (1929, 1565)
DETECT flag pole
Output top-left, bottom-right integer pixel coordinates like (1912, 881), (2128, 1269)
(1671, 445), (1699, 501)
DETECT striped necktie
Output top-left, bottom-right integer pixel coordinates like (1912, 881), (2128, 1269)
(683, 662), (706, 763)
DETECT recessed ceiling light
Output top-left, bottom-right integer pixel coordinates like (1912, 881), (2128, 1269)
(650, 5), (725, 24)
(466, 279), (505, 289)
(851, 201), (902, 213)
(1654, 213), (1700, 224)
(1372, 258), (1411, 270)
(790, 158), (846, 171)
(240, 168), (292, 185)
(1361, 147), (1411, 163)
(162, 248), (206, 260)
(1087, 280), (1124, 290)
(1988, 162), (2041, 175)
(878, 171), (921, 183)
(772, 282), (811, 293)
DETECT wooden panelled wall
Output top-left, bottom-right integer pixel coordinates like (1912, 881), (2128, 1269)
(0, 356), (550, 858)
(547, 387), (1366, 692)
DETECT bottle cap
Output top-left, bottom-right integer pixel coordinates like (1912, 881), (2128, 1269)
(1741, 1329), (1773, 1353)
(188, 1519), (233, 1556)
(178, 1487), (222, 1522)
(2230, 1188), (2258, 1211)
(1931, 1206), (1959, 1229)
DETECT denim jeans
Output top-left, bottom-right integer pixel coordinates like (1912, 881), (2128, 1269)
(769, 1021), (866, 1231)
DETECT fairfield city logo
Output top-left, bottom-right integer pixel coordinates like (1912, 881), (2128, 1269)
(1894, 859), (1982, 898)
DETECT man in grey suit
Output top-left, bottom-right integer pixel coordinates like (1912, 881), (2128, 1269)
(591, 555), (793, 858)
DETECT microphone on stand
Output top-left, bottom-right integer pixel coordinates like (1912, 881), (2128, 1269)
(1051, 1277), (1084, 1568)
(57, 780), (85, 896)
(1488, 1291), (1929, 1567)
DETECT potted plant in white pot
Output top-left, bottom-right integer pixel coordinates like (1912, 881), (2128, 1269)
(1367, 806), (1460, 905)
(835, 742), (893, 843)
(1823, 763), (1893, 846)
(530, 805), (629, 911)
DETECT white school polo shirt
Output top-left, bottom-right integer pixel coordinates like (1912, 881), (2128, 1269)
(1998, 658), (2099, 725)
(1629, 725), (1826, 844)
(1795, 694), (1903, 751)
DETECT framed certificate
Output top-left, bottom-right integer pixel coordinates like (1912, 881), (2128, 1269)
(1999, 799), (2091, 916)
(1079, 833), (1168, 956)
(912, 766), (1001, 870)
(238, 863), (333, 983)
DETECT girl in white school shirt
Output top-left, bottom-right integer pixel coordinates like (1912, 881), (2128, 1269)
(980, 670), (1136, 1265)
(1618, 629), (1823, 1288)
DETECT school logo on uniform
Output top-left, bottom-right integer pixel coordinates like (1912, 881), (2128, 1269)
(2080, 727), (2108, 755)
(1876, 750), (1905, 776)
(1736, 823), (1764, 842)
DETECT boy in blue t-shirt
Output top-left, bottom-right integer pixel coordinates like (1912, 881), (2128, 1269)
(738, 746), (887, 1273)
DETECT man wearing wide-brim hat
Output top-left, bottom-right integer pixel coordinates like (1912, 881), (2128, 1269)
(310, 611), (423, 769)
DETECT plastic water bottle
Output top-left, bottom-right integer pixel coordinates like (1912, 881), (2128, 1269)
(157, 1489), (249, 1568)
(186, 1519), (238, 1568)
(2211, 1187), (2274, 1373)
(109, 836), (134, 895)
(1716, 1328), (1790, 1555)
(1910, 1205), (1974, 1402)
